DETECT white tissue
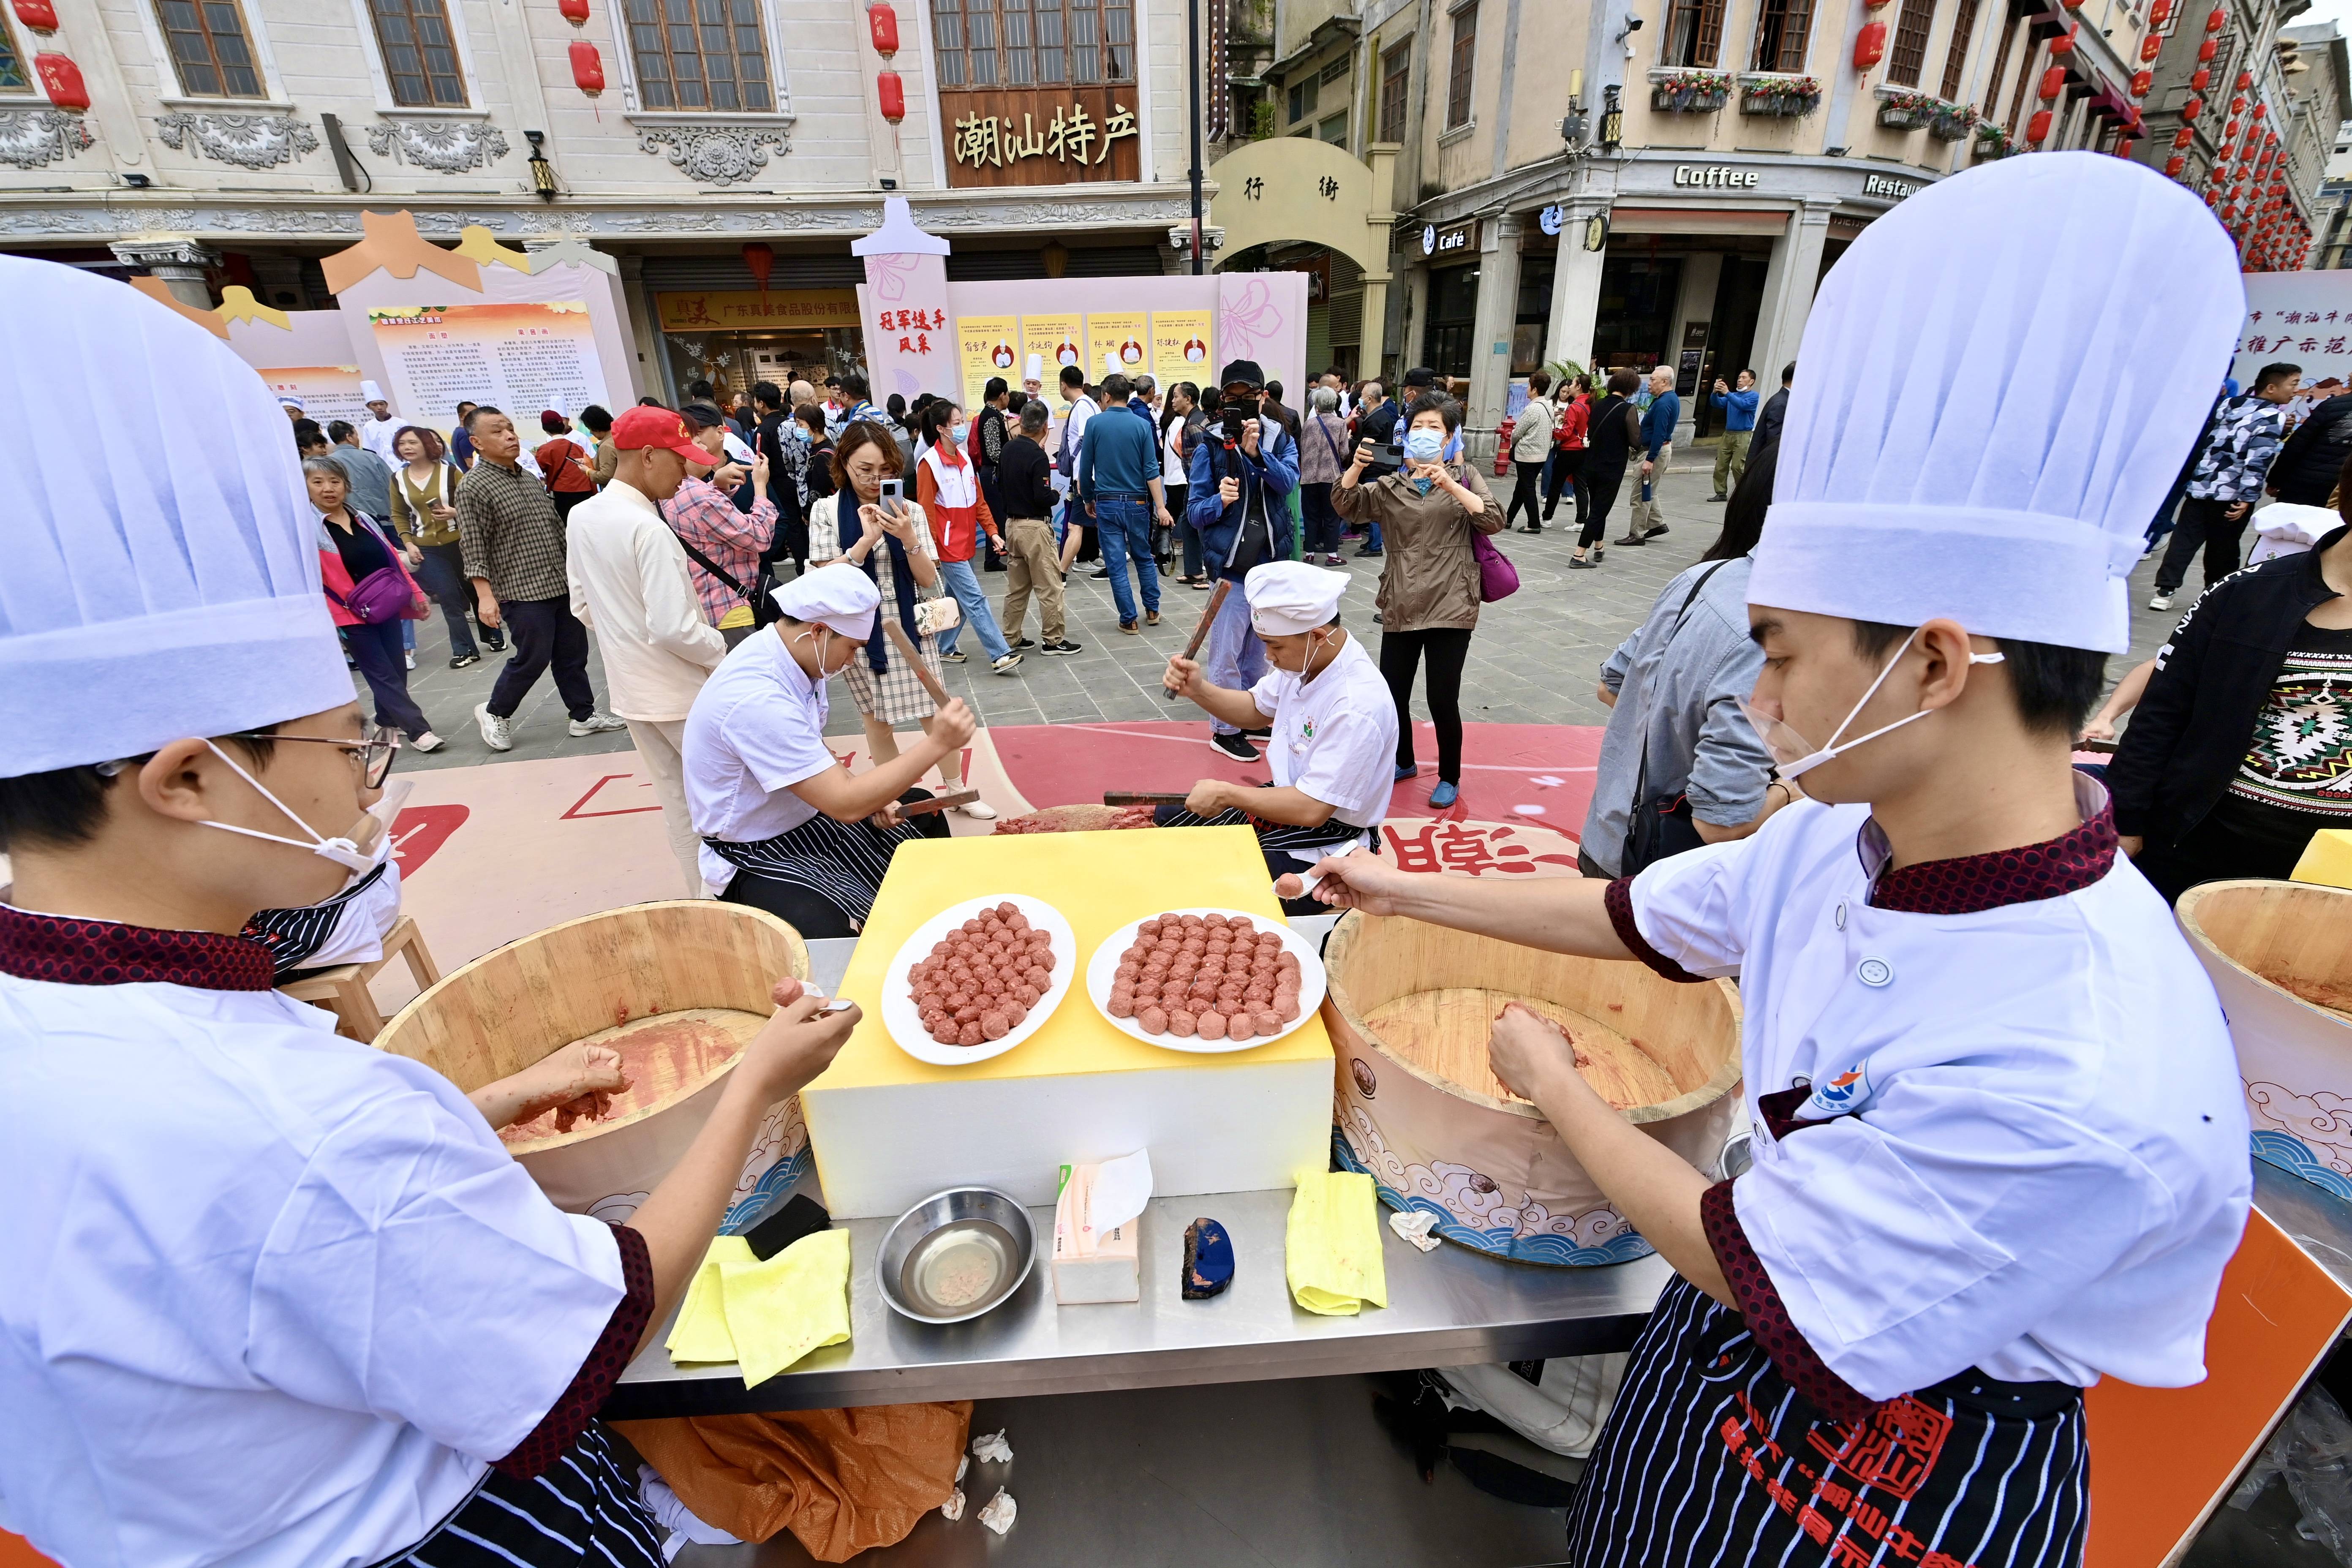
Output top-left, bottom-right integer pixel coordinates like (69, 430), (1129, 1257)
(1090, 1148), (1155, 1235)
(972, 1428), (1013, 1464)
(956, 1453), (968, 1483)
(940, 1487), (966, 1522)
(980, 1488), (1018, 1535)
(1388, 1209), (1441, 1252)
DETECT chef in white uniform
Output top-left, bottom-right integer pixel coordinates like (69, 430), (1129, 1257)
(0, 258), (858, 1568)
(1162, 561), (1399, 912)
(1294, 153), (2253, 1568)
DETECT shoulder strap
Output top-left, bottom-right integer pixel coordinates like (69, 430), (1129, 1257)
(673, 531), (749, 599)
(1631, 558), (1738, 810)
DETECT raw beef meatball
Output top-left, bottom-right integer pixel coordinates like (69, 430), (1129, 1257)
(1015, 983), (1041, 1007)
(1168, 1008), (1198, 1037)
(1225, 1012), (1257, 1042)
(1108, 991), (1136, 1019)
(1197, 1010), (1228, 1039)
(981, 1011), (1010, 1040)
(1138, 1005), (1168, 1035)
(1253, 1008), (1282, 1036)
(957, 1019), (984, 1047)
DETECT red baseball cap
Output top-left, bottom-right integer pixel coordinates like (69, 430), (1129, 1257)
(611, 404), (707, 462)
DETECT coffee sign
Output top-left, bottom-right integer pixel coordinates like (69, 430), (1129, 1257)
(1673, 165), (1760, 188)
(1423, 218), (1479, 258)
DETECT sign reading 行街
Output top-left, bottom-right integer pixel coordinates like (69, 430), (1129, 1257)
(368, 301), (610, 424)
(940, 85), (1143, 190)
(653, 289), (863, 333)
(1151, 310), (1214, 393)
(1088, 312), (1151, 382)
(2232, 272), (2352, 392)
(1674, 166), (1761, 188)
(956, 314), (1022, 413)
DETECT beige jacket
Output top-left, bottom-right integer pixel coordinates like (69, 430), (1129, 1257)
(1332, 463), (1507, 633)
(1511, 397), (1557, 463)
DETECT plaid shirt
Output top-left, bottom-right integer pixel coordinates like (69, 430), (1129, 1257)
(661, 477), (776, 625)
(2186, 395), (2289, 504)
(457, 456), (570, 602)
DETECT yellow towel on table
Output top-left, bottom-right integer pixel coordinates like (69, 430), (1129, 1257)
(1286, 1169), (1387, 1316)
(664, 1230), (854, 1387)
(2292, 828), (2352, 889)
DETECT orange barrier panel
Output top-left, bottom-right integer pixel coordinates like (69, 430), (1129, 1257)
(0, 1532), (57, 1568)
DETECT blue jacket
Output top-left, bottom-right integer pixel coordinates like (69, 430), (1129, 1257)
(1188, 422), (1298, 580)
(1076, 400), (1162, 500)
(1710, 387), (1759, 433)
(1641, 390), (1680, 460)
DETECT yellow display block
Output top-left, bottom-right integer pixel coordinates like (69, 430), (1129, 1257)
(800, 827), (1336, 1217)
(2292, 829), (2352, 890)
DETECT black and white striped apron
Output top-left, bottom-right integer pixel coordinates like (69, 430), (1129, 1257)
(704, 811), (924, 927)
(244, 862), (395, 982)
(1563, 1278), (2088, 1568)
(1151, 804), (1374, 858)
(368, 1424), (665, 1568)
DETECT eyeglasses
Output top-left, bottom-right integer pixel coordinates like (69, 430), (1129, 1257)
(221, 721), (403, 789)
(1222, 384), (1263, 399)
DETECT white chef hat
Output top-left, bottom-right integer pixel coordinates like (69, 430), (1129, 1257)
(1247, 561), (1349, 635)
(278, 393), (306, 412)
(770, 564), (880, 641)
(1024, 353), (1044, 381)
(0, 259), (353, 779)
(361, 379), (387, 403)
(1751, 152), (2243, 655)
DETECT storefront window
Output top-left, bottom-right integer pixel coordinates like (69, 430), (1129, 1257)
(1661, 0), (1725, 68)
(935, 0), (1135, 87)
(659, 328), (864, 409)
(1422, 263), (1479, 379)
(1514, 255), (1554, 377)
(1590, 257), (1682, 374)
(1747, 0), (1813, 74)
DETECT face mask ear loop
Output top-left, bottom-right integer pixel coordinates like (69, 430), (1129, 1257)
(1817, 630), (1919, 757)
(203, 740), (332, 851)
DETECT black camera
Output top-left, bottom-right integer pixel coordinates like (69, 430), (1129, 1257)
(1220, 404), (1251, 442)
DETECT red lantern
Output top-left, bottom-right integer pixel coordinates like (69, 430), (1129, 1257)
(2174, 127), (2194, 147)
(877, 67), (905, 123)
(2231, 95), (2246, 112)
(2141, 34), (2163, 60)
(2198, 38), (2217, 60)
(1853, 21), (1886, 68)
(2251, 102), (2266, 119)
(2150, 0), (2172, 19)
(12, 0), (57, 34)
(2039, 65), (2067, 100)
(569, 38), (604, 95)
(2028, 109), (2054, 142)
(2190, 68), (2210, 90)
(558, 0), (589, 23)
(2167, 155), (2187, 174)
(33, 52), (86, 111)
(2180, 95), (2203, 120)
(2131, 70), (2152, 95)
(2049, 27), (2077, 54)
(868, 1), (899, 57)
(2237, 70), (2253, 88)
(2205, 7), (2225, 30)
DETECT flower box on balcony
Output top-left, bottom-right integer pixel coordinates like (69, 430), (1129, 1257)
(1649, 68), (1734, 113)
(1928, 105), (1979, 140)
(1740, 74), (1821, 116)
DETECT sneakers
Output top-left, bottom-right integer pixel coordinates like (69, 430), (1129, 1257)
(1240, 726), (1271, 738)
(1210, 731), (1258, 762)
(992, 652), (1024, 675)
(1009, 637), (1036, 651)
(1429, 781), (1459, 808)
(404, 651), (416, 670)
(569, 711), (628, 736)
(1145, 609), (1161, 627)
(482, 634), (506, 653)
(450, 651), (481, 670)
(2148, 589), (2175, 611)
(1120, 619), (1141, 635)
(1089, 566), (1112, 580)
(1040, 638), (1084, 654)
(958, 799), (1000, 820)
(411, 730), (446, 754)
(941, 648), (969, 664)
(474, 702), (512, 752)
(1324, 553), (1346, 566)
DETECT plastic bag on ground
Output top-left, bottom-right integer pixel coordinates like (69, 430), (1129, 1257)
(2281, 1384), (2352, 1565)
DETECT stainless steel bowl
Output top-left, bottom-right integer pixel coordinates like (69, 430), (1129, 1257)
(875, 1187), (1038, 1324)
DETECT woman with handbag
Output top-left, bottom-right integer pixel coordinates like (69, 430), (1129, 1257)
(1299, 387), (1352, 565)
(805, 420), (996, 819)
(1571, 371), (1644, 569)
(387, 424), (498, 667)
(1332, 392), (1505, 810)
(304, 455), (444, 752)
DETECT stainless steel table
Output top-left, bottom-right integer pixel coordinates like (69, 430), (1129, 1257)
(608, 919), (1672, 1419)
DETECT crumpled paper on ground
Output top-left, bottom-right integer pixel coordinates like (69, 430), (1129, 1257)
(615, 1402), (972, 1563)
(1388, 1209), (1441, 1253)
(971, 1428), (1013, 1464)
(1286, 1169), (1388, 1315)
(979, 1488), (1018, 1535)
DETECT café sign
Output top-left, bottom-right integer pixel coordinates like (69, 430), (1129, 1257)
(1673, 165), (1760, 188)
(1422, 218), (1480, 257)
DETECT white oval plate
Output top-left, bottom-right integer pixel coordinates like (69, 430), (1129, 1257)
(1085, 907), (1326, 1054)
(883, 894), (1078, 1067)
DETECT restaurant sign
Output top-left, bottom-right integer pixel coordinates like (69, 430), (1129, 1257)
(654, 289), (863, 333)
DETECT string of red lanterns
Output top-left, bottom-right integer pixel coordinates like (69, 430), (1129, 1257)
(10, 0), (88, 113)
(872, 1), (904, 125)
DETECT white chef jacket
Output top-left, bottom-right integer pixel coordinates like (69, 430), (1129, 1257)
(565, 478), (728, 723)
(1247, 631), (1399, 833)
(1624, 774), (2251, 1400)
(359, 414), (406, 468)
(683, 627), (839, 893)
(0, 964), (628, 1568)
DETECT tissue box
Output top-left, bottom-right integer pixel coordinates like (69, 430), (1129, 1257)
(1052, 1161), (1141, 1304)
(801, 829), (1335, 1217)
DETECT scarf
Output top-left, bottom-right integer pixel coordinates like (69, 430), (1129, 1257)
(837, 495), (919, 673)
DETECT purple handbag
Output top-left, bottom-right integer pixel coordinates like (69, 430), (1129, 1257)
(327, 514), (422, 624)
(1473, 529), (1519, 603)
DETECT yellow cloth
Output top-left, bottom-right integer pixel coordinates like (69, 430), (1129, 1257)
(2292, 828), (2352, 890)
(665, 1230), (853, 1387)
(1286, 1169), (1387, 1316)
(717, 603), (755, 629)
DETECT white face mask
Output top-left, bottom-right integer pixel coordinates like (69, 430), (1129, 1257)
(197, 740), (395, 877)
(1739, 630), (2006, 782)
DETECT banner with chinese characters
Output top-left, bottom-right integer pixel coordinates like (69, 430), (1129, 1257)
(2232, 273), (2352, 392)
(874, 302), (947, 360)
(1150, 310), (1214, 394)
(258, 365), (370, 428)
(653, 289), (863, 333)
(366, 300), (609, 422)
(1087, 311), (1150, 382)
(956, 315), (1022, 413)
(1023, 313), (1086, 384)
(939, 84), (1142, 190)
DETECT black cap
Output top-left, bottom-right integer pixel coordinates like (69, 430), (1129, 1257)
(1402, 366), (1437, 388)
(1218, 359), (1265, 390)
(678, 401), (728, 430)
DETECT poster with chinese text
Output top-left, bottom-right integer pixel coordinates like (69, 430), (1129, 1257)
(1021, 313), (1085, 389)
(1150, 310), (1214, 396)
(259, 365), (370, 429)
(367, 301), (609, 423)
(955, 314), (1021, 415)
(2232, 273), (2352, 393)
(1087, 311), (1150, 384)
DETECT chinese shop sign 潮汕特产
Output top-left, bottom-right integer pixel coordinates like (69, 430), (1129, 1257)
(953, 100), (1139, 171)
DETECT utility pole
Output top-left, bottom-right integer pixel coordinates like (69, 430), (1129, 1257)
(1189, 0), (1206, 275)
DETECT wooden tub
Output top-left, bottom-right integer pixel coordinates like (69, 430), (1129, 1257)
(375, 900), (810, 1224)
(1323, 911), (1744, 1265)
(2177, 879), (2352, 1200)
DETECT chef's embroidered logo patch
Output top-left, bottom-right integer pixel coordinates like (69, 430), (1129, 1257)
(1805, 1062), (1872, 1119)
(1300, 719), (1316, 741)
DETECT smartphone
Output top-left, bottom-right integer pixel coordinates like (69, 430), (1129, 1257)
(879, 478), (905, 517)
(1383, 438), (1406, 464)
(1220, 405), (1251, 442)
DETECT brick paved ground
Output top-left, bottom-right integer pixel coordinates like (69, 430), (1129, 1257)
(373, 449), (2185, 772)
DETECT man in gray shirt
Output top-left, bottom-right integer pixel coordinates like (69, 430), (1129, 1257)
(324, 420), (395, 521)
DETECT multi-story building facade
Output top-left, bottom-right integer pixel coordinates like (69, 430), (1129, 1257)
(1219, 0), (2156, 438)
(2308, 113), (2352, 267)
(0, 0), (1206, 401)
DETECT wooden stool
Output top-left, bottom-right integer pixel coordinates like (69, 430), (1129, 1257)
(279, 914), (442, 1043)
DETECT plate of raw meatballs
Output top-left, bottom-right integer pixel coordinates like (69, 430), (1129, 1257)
(885, 894), (1078, 1065)
(1084, 908), (1327, 1053)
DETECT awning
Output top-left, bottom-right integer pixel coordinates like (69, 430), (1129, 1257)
(1608, 207), (1791, 237)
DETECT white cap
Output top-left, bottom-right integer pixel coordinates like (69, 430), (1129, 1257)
(1246, 560), (1349, 636)
(1751, 153), (2243, 655)
(1024, 353), (1045, 382)
(0, 259), (352, 778)
(770, 564), (880, 641)
(278, 393), (306, 411)
(361, 379), (386, 403)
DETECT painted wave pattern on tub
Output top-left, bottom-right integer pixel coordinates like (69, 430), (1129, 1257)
(569, 1096), (812, 1230)
(1333, 1111), (1654, 1266)
(2250, 1129), (2352, 1203)
(2246, 1081), (2352, 1184)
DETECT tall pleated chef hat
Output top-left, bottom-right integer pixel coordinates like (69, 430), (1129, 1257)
(771, 564), (881, 641)
(1751, 152), (2244, 654)
(1247, 561), (1349, 636)
(0, 258), (354, 779)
